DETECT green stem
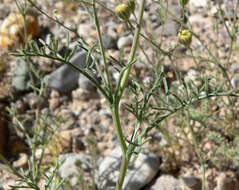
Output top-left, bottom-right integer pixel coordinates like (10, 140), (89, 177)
(92, 0), (113, 97)
(201, 161), (206, 190)
(111, 105), (127, 154)
(116, 0), (146, 103)
(110, 1), (146, 189)
(110, 105), (127, 190)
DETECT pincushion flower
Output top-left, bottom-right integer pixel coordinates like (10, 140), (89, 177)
(178, 29), (192, 47)
(115, 4), (131, 21)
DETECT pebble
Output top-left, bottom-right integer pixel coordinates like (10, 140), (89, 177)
(185, 69), (201, 87)
(150, 175), (181, 190)
(96, 146), (160, 190)
(117, 35), (133, 49)
(72, 88), (99, 101)
(231, 63), (239, 74)
(78, 23), (95, 39)
(23, 92), (46, 109)
(107, 22), (119, 39)
(57, 130), (73, 153)
(49, 97), (61, 110)
(11, 58), (39, 92)
(58, 153), (92, 187)
(231, 74), (239, 88)
(101, 34), (118, 50)
(12, 153), (28, 168)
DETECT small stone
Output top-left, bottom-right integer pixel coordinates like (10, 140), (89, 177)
(78, 23), (94, 39)
(23, 92), (45, 109)
(117, 35), (133, 49)
(101, 34), (117, 50)
(185, 69), (201, 86)
(107, 22), (119, 39)
(12, 153), (28, 168)
(231, 74), (239, 88)
(56, 130), (73, 154)
(72, 88), (98, 100)
(231, 63), (239, 74)
(150, 175), (182, 190)
(49, 97), (61, 110)
(11, 58), (39, 92)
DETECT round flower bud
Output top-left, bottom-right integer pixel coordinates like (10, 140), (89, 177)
(115, 4), (131, 21)
(178, 30), (192, 47)
(178, 0), (189, 8)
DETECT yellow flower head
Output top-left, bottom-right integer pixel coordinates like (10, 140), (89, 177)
(115, 3), (131, 21)
(178, 30), (192, 47)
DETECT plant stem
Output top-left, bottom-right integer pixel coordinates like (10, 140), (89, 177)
(92, 0), (113, 97)
(110, 105), (127, 190)
(116, 0), (146, 103)
(201, 160), (206, 190)
(110, 1), (145, 189)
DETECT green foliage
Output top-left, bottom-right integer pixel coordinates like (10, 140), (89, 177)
(1, 0), (239, 190)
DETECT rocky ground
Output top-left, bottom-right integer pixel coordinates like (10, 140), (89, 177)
(0, 0), (239, 189)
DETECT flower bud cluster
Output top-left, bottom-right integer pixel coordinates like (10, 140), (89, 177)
(177, 30), (192, 47)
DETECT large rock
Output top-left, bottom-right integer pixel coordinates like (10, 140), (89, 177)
(96, 146), (160, 190)
(44, 51), (98, 93)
